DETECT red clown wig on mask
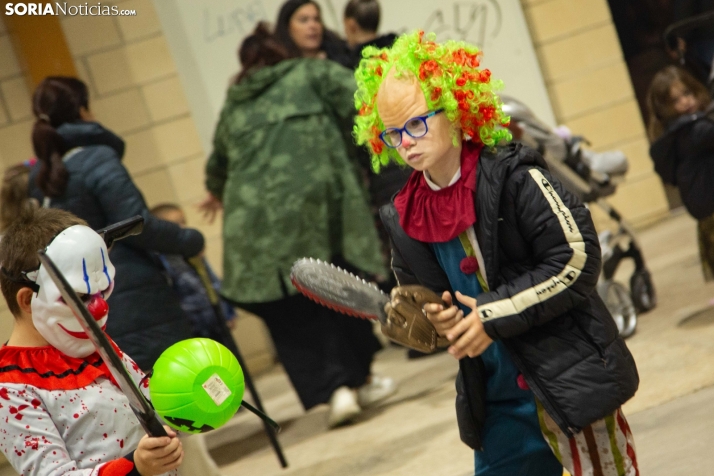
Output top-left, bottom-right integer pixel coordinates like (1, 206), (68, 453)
(353, 30), (511, 172)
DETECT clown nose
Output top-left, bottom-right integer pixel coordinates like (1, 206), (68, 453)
(87, 295), (109, 320)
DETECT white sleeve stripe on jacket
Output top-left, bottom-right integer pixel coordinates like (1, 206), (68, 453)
(477, 169), (588, 322)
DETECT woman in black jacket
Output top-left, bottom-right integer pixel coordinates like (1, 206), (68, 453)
(28, 77), (205, 371)
(647, 66), (714, 280)
(274, 0), (352, 67)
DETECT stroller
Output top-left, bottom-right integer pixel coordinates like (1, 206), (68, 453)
(501, 96), (657, 338)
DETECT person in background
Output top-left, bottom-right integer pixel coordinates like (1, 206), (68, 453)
(0, 158), (38, 231)
(199, 23), (396, 429)
(647, 66), (714, 280)
(27, 76), (205, 372)
(274, 0), (370, 178)
(275, 0), (352, 67)
(150, 202), (237, 341)
(343, 0), (397, 69)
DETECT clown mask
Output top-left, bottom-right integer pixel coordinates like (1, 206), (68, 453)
(31, 225), (115, 358)
(376, 71), (461, 185)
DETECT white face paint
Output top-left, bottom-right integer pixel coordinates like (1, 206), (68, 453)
(31, 225), (116, 358)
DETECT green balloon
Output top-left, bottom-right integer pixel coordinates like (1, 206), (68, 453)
(149, 338), (245, 434)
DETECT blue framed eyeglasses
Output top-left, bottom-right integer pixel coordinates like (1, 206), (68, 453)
(379, 109), (445, 148)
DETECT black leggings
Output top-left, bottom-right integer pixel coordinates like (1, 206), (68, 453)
(238, 293), (382, 410)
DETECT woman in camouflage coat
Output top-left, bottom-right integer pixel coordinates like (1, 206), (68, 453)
(200, 24), (395, 427)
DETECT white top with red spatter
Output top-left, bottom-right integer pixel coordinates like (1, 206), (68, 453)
(0, 343), (176, 476)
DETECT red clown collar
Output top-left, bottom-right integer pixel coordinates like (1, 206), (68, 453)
(0, 343), (122, 391)
(394, 140), (482, 243)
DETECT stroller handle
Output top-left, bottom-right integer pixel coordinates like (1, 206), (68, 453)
(663, 11), (714, 51)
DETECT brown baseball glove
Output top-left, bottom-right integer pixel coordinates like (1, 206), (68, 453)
(381, 285), (451, 353)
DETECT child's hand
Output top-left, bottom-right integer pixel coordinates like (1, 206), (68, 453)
(424, 291), (464, 336)
(445, 291), (493, 360)
(134, 426), (184, 475)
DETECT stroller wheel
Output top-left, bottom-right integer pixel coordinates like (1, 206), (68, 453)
(630, 268), (657, 313)
(599, 281), (638, 338)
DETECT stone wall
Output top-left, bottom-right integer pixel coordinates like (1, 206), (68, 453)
(521, 0), (670, 228)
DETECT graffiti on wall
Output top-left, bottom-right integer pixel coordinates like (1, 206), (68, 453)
(424, 1), (503, 47)
(203, 0), (268, 43)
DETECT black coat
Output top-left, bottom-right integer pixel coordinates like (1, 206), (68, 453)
(29, 122), (205, 370)
(345, 33), (398, 70)
(380, 143), (639, 449)
(650, 111), (714, 219)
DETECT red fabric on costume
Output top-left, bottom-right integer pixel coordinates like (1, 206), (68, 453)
(98, 458), (135, 476)
(394, 140), (482, 243)
(0, 342), (122, 391)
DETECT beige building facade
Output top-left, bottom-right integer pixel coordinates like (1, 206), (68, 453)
(0, 0), (669, 470)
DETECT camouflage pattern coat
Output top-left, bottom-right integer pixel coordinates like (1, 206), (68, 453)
(206, 58), (386, 303)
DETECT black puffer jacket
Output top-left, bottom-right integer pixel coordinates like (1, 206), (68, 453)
(345, 33), (398, 69)
(29, 122), (205, 370)
(380, 143), (638, 449)
(649, 110), (714, 219)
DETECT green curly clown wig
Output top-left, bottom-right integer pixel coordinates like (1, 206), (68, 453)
(354, 30), (512, 172)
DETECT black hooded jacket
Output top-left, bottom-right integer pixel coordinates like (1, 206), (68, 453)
(380, 143), (639, 449)
(29, 122), (205, 370)
(649, 110), (714, 219)
(345, 33), (398, 69)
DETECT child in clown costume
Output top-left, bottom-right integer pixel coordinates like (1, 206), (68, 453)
(0, 208), (183, 475)
(354, 31), (640, 475)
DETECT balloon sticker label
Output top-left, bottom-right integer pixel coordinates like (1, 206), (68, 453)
(202, 374), (232, 406)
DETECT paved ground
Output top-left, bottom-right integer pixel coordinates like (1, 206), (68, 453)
(629, 385), (714, 475)
(3, 211), (713, 476)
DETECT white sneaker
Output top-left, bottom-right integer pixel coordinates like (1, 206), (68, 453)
(327, 386), (361, 428)
(357, 375), (397, 407)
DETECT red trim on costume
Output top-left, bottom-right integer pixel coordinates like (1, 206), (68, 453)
(97, 458), (135, 476)
(394, 141), (482, 243)
(617, 408), (639, 475)
(568, 437), (582, 476)
(0, 341), (123, 391)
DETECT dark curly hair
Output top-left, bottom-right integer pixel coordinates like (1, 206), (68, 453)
(235, 22), (289, 84)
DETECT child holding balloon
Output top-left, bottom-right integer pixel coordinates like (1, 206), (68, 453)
(0, 207), (183, 476)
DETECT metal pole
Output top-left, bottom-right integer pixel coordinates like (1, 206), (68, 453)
(188, 257), (288, 468)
